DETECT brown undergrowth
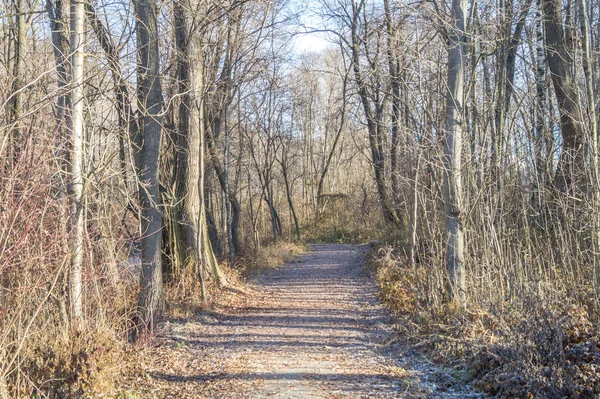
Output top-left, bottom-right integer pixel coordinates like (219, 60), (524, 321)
(369, 246), (600, 399)
(3, 283), (141, 398)
(236, 241), (306, 276)
(302, 212), (393, 244)
(0, 133), (142, 398)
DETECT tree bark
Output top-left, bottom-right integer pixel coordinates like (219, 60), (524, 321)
(578, 0), (600, 295)
(134, 0), (164, 334)
(69, 0), (85, 325)
(542, 0), (584, 192)
(173, 0), (227, 288)
(223, 103), (235, 262)
(85, 1), (138, 189)
(5, 0), (27, 165)
(384, 0), (402, 213)
(280, 152), (300, 241)
(443, 0), (467, 304)
(534, 0), (552, 192)
(46, 0), (71, 332)
(206, 123), (242, 253)
(349, 0), (399, 226)
(47, 0), (71, 167)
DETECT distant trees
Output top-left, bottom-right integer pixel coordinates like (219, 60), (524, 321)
(4, 0), (600, 393)
(314, 0), (600, 308)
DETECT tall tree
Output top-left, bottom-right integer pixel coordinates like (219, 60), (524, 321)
(443, 0), (467, 304)
(69, 0), (85, 324)
(172, 0), (227, 289)
(578, 0), (600, 293)
(542, 0), (584, 192)
(5, 0), (26, 164)
(134, 0), (164, 334)
(348, 0), (401, 226)
(383, 0), (403, 216)
(533, 0), (552, 192)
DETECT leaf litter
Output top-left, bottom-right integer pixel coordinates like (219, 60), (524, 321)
(126, 244), (485, 398)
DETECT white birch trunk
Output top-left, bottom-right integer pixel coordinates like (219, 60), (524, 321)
(69, 0), (85, 323)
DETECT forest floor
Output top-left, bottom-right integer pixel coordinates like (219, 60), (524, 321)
(126, 244), (484, 398)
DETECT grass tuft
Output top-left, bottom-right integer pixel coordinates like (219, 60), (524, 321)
(239, 241), (306, 276)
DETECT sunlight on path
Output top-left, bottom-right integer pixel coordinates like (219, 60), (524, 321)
(135, 244), (483, 398)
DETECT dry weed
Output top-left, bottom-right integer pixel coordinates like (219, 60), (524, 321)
(370, 246), (600, 398)
(239, 241), (306, 276)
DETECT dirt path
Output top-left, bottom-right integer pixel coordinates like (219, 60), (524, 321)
(132, 244), (482, 398)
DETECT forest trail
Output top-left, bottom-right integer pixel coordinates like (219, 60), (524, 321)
(133, 244), (482, 398)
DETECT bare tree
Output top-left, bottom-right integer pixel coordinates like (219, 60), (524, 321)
(69, 0), (85, 324)
(348, 0), (400, 226)
(578, 0), (600, 294)
(5, 0), (27, 164)
(172, 0), (227, 290)
(542, 0), (584, 192)
(443, 0), (467, 304)
(85, 1), (138, 190)
(134, 0), (164, 334)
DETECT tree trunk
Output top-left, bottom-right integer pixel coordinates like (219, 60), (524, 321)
(543, 0), (584, 192)
(175, 0), (227, 288)
(69, 0), (85, 325)
(410, 153), (421, 308)
(534, 0), (551, 192)
(46, 0), (70, 144)
(134, 0), (164, 334)
(384, 0), (402, 213)
(199, 109), (227, 287)
(46, 0), (71, 332)
(172, 0), (196, 271)
(578, 0), (600, 296)
(85, 2), (138, 190)
(281, 155), (300, 241)
(47, 0), (71, 173)
(224, 104), (235, 262)
(206, 124), (242, 253)
(6, 0), (26, 165)
(443, 0), (467, 305)
(265, 184), (280, 241)
(349, 0), (399, 226)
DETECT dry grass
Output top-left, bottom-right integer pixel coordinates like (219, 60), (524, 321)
(0, 130), (141, 398)
(19, 328), (135, 398)
(238, 241), (306, 276)
(302, 208), (393, 245)
(369, 247), (600, 398)
(163, 258), (248, 319)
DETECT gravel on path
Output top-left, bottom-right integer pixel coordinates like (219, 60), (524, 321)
(132, 244), (483, 398)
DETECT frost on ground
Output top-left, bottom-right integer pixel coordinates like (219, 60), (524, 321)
(129, 244), (484, 398)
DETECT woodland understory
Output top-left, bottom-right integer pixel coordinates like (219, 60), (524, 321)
(1, 0), (600, 397)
